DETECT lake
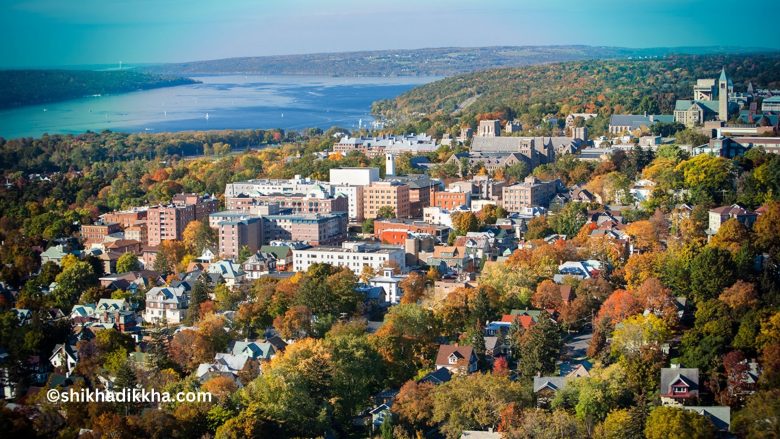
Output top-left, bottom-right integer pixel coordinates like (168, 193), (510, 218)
(0, 75), (438, 139)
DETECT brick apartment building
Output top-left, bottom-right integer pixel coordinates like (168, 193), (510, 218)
(262, 213), (348, 246)
(218, 217), (263, 259)
(502, 176), (560, 212)
(363, 181), (411, 219)
(433, 190), (471, 210)
(81, 222), (122, 244)
(100, 208), (147, 228)
(226, 193), (348, 216)
(147, 194), (219, 246)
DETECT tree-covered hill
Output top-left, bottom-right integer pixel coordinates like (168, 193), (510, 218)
(372, 54), (780, 123)
(0, 70), (198, 109)
(142, 45), (771, 77)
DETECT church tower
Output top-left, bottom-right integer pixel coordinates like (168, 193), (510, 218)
(718, 67), (729, 122)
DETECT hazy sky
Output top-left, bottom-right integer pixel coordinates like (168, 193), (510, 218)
(2, 0), (778, 68)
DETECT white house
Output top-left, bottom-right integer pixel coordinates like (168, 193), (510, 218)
(143, 286), (188, 325)
(50, 344), (79, 377)
(369, 268), (407, 304)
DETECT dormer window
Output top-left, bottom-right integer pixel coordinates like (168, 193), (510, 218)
(673, 386), (687, 394)
(448, 354), (458, 364)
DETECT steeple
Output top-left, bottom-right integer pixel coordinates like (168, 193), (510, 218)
(719, 67), (728, 82)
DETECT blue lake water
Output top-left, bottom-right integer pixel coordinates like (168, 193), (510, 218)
(0, 75), (438, 139)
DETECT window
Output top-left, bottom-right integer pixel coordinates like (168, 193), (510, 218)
(673, 386), (687, 394)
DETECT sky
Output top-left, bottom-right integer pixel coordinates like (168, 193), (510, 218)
(2, 0), (778, 68)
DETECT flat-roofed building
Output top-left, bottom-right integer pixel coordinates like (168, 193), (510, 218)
(374, 219), (450, 244)
(329, 167), (380, 187)
(218, 217), (262, 260)
(292, 241), (405, 275)
(502, 176), (560, 212)
(433, 190), (471, 210)
(147, 204), (196, 247)
(225, 176), (333, 198)
(100, 208), (148, 228)
(364, 181), (411, 219)
(262, 213), (347, 246)
(172, 193), (219, 222)
(81, 221), (122, 244)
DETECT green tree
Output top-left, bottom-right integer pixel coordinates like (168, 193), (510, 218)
(377, 205), (396, 219)
(52, 260), (99, 309)
(361, 218), (374, 234)
(116, 252), (140, 274)
(516, 310), (562, 379)
(524, 215), (554, 240)
(550, 202), (587, 237)
(689, 247), (735, 303)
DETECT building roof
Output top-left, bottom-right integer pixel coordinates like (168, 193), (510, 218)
(660, 367), (699, 396)
(231, 340), (275, 360)
(418, 367), (452, 385)
(710, 204), (755, 216)
(435, 345), (475, 369)
(683, 406), (731, 431)
(533, 376), (568, 393)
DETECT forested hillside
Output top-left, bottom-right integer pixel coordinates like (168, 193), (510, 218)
(143, 45), (769, 77)
(0, 70), (197, 109)
(372, 54), (780, 124)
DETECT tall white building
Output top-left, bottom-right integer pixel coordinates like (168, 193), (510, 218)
(293, 241), (405, 275)
(385, 153), (396, 177)
(329, 167), (380, 187)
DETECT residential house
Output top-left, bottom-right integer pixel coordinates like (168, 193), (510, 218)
(230, 340), (276, 362)
(368, 268), (407, 305)
(660, 366), (700, 406)
(534, 376), (569, 408)
(143, 286), (189, 325)
(50, 344), (79, 377)
(707, 204), (757, 235)
(560, 360), (593, 378)
(435, 345), (478, 375)
(207, 260), (246, 288)
(418, 367), (453, 385)
(242, 252), (277, 280)
(554, 260), (603, 283)
(260, 245), (294, 271)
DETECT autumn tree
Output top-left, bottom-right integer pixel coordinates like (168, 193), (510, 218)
(182, 220), (216, 255)
(392, 380), (435, 433)
(644, 406), (716, 439)
(710, 218), (751, 255)
(371, 304), (438, 386)
(754, 201), (780, 258)
(532, 279), (564, 310)
(524, 215), (553, 240)
(273, 306), (312, 340)
(732, 389), (780, 438)
(451, 211), (480, 236)
(610, 314), (671, 360)
(718, 280), (758, 314)
(399, 271), (427, 304)
(431, 373), (529, 439)
(377, 205), (396, 219)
